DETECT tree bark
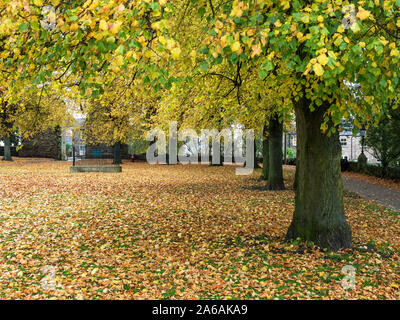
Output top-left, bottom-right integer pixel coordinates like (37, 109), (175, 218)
(113, 141), (122, 164)
(254, 142), (261, 168)
(293, 159), (298, 190)
(267, 114), (285, 190)
(261, 123), (269, 180)
(286, 98), (352, 251)
(2, 136), (12, 161)
(381, 154), (389, 178)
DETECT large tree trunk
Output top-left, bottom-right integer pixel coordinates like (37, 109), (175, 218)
(113, 141), (122, 164)
(2, 136), (12, 161)
(267, 114), (285, 190)
(286, 98), (352, 251)
(261, 123), (269, 180)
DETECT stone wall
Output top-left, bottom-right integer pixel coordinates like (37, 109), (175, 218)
(18, 128), (62, 160)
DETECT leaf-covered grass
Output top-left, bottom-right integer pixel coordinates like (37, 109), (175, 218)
(0, 160), (399, 299)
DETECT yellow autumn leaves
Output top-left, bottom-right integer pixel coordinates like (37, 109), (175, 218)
(98, 19), (122, 34)
(99, 19), (108, 31)
(356, 7), (371, 21)
(231, 41), (241, 52)
(313, 63), (324, 77)
(303, 51), (331, 77)
(389, 43), (400, 58)
(317, 53), (329, 66)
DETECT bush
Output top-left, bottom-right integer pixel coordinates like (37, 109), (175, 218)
(348, 161), (400, 181)
(286, 148), (295, 159)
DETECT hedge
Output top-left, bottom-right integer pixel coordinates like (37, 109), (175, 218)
(347, 161), (400, 181)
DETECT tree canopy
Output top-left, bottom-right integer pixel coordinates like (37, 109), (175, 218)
(1, 0), (400, 250)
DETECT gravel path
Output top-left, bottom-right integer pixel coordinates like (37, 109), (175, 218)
(342, 175), (400, 212)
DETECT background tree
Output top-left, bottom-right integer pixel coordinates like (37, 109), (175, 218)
(1, 84), (68, 161)
(365, 102), (400, 176)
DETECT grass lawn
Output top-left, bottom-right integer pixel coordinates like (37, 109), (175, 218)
(0, 160), (399, 299)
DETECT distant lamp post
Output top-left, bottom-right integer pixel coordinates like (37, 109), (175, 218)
(358, 124), (368, 173)
(360, 124), (366, 154)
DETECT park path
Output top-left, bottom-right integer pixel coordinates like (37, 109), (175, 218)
(283, 166), (400, 212)
(342, 175), (400, 212)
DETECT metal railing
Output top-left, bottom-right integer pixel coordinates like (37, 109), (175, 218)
(72, 146), (118, 167)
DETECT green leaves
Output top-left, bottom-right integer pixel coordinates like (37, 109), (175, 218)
(199, 61), (209, 72)
(18, 22), (29, 33)
(197, 7), (206, 18)
(116, 45), (125, 55)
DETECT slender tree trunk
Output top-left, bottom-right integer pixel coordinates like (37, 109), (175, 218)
(283, 133), (287, 164)
(293, 159), (298, 190)
(267, 114), (285, 190)
(286, 98), (352, 251)
(382, 165), (388, 178)
(113, 141), (122, 164)
(2, 136), (12, 161)
(254, 142), (261, 168)
(261, 123), (269, 180)
(381, 159), (388, 178)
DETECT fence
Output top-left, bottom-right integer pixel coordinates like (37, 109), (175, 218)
(72, 146), (118, 167)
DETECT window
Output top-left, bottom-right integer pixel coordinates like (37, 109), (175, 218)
(340, 138), (347, 146)
(79, 145), (86, 156)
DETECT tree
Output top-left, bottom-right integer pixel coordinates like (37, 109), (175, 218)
(0, 131), (19, 161)
(365, 102), (400, 176)
(187, 0), (400, 250)
(80, 75), (159, 164)
(1, 83), (69, 161)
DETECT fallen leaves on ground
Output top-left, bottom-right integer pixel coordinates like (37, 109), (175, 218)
(0, 160), (399, 299)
